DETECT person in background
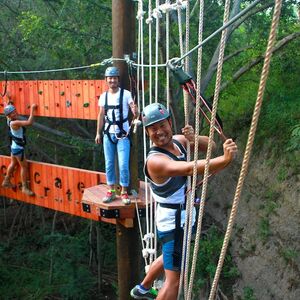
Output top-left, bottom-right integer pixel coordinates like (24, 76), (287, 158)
(130, 103), (238, 300)
(2, 103), (38, 196)
(95, 66), (137, 205)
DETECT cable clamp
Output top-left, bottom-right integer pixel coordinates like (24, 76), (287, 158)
(167, 58), (192, 85)
(101, 58), (113, 66)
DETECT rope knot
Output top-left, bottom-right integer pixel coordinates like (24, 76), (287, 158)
(152, 8), (162, 19)
(136, 9), (145, 20)
(146, 16), (153, 24)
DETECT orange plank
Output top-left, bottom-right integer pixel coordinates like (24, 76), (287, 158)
(64, 80), (72, 119)
(88, 80), (98, 119)
(33, 163), (42, 207)
(82, 80), (90, 120)
(43, 81), (51, 117)
(1, 155), (145, 224)
(53, 80), (61, 118)
(48, 81), (55, 118)
(80, 80), (87, 119)
(70, 81), (77, 119)
(0, 80), (106, 120)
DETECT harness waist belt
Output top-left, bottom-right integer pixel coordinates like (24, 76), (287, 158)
(160, 232), (175, 244)
(159, 203), (186, 210)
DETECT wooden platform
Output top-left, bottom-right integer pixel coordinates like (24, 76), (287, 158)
(82, 184), (146, 228)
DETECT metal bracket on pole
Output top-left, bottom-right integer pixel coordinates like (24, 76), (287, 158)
(100, 208), (120, 218)
(82, 203), (91, 213)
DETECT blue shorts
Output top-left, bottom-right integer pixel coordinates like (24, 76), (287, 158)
(11, 148), (24, 157)
(158, 229), (182, 272)
(158, 226), (196, 272)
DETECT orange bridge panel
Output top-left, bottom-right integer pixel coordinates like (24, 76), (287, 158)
(0, 155), (107, 221)
(0, 80), (106, 120)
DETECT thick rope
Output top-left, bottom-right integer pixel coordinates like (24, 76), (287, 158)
(177, 0), (184, 57)
(208, 1), (283, 298)
(166, 0), (170, 110)
(179, 0), (195, 297)
(136, 0), (151, 270)
(147, 1), (157, 263)
(187, 0), (231, 298)
(154, 0), (160, 103)
(182, 1), (206, 298)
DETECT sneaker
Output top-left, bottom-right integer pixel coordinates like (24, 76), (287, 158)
(22, 186), (35, 196)
(103, 191), (116, 203)
(121, 192), (131, 205)
(130, 285), (157, 299)
(1, 177), (15, 189)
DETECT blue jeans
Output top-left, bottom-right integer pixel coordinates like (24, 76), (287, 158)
(103, 134), (130, 187)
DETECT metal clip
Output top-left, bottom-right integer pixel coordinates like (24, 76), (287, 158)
(167, 58), (192, 85)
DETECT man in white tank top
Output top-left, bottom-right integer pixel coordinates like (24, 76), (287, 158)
(131, 103), (238, 300)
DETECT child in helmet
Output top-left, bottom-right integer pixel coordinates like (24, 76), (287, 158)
(1, 103), (38, 196)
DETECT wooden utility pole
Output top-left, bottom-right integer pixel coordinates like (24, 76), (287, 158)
(112, 1), (140, 300)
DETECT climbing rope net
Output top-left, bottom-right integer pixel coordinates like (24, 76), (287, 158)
(0, 0), (283, 298)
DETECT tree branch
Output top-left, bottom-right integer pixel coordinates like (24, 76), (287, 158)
(209, 45), (253, 72)
(219, 31), (300, 92)
(202, 0), (274, 91)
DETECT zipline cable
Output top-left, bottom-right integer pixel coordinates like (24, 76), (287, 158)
(0, 0), (262, 75)
(0, 61), (110, 74)
(174, 0), (262, 65)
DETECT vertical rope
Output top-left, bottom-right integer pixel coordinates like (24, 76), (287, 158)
(148, 0), (156, 264)
(208, 1), (283, 299)
(178, 0), (194, 298)
(155, 0), (160, 103)
(166, 0), (170, 110)
(137, 0), (149, 269)
(177, 1), (184, 57)
(187, 0), (231, 298)
(183, 1), (206, 299)
(147, 1), (153, 105)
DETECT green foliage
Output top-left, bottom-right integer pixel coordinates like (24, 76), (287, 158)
(277, 166), (288, 182)
(0, 218), (111, 299)
(258, 217), (271, 242)
(287, 124), (300, 151)
(243, 286), (257, 300)
(259, 188), (281, 217)
(193, 225), (240, 294)
(279, 247), (299, 265)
